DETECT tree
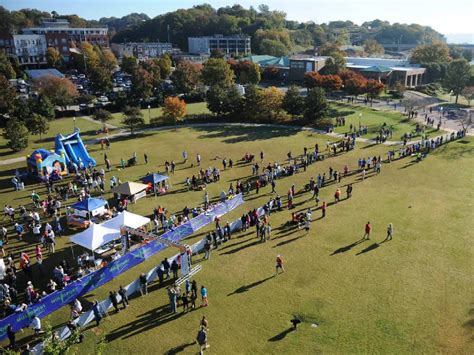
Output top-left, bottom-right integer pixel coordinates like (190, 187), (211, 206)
(461, 86), (474, 106)
(35, 75), (78, 109)
(260, 86), (284, 119)
(282, 85), (305, 118)
(3, 118), (29, 151)
(365, 79), (385, 102)
(162, 96), (186, 126)
(340, 70), (367, 97)
(304, 88), (328, 121)
(319, 43), (346, 74)
(443, 59), (472, 104)
(242, 84), (262, 118)
(46, 47), (62, 68)
(170, 61), (202, 94)
(27, 113), (49, 141)
(12, 97), (33, 122)
(131, 67), (154, 101)
(259, 39), (289, 56)
(304, 71), (322, 89)
(34, 95), (55, 120)
(206, 85), (227, 116)
(363, 39), (384, 56)
(0, 52), (16, 79)
(0, 74), (16, 114)
(122, 106), (144, 134)
(93, 109), (113, 130)
(254, 29), (292, 55)
(410, 42), (451, 64)
(121, 55), (138, 75)
(201, 58), (235, 88)
(229, 60), (261, 85)
(157, 55), (172, 79)
(320, 75), (343, 92)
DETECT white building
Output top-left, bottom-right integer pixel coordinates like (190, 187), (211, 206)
(111, 42), (174, 59)
(12, 34), (47, 65)
(188, 35), (251, 55)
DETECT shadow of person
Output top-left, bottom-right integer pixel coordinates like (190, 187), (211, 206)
(356, 242), (380, 255)
(268, 327), (295, 342)
(227, 275), (274, 296)
(331, 238), (366, 255)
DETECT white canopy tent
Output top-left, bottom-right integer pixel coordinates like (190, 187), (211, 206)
(102, 210), (150, 230)
(70, 223), (121, 252)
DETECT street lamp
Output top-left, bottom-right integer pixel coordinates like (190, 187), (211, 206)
(359, 113), (362, 131)
(148, 105), (151, 122)
(73, 116), (76, 129)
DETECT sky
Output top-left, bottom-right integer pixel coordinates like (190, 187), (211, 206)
(3, 0), (474, 43)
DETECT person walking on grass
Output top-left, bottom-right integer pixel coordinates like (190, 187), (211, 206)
(385, 223), (394, 241)
(201, 286), (209, 307)
(346, 184), (353, 199)
(92, 301), (103, 327)
(334, 188), (341, 203)
(275, 255), (285, 275)
(144, 153), (148, 164)
(109, 291), (120, 313)
(118, 285), (129, 309)
(196, 326), (209, 354)
(139, 273), (148, 296)
(321, 202), (327, 218)
(364, 222), (372, 240)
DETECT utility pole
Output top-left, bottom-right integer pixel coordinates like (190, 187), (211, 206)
(167, 25), (171, 44)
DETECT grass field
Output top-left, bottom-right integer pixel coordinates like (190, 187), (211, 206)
(329, 102), (442, 140)
(0, 119), (472, 354)
(106, 102), (210, 127)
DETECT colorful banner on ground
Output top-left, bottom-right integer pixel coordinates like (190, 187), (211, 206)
(0, 194), (244, 341)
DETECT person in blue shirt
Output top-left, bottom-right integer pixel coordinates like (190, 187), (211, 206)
(201, 286), (208, 307)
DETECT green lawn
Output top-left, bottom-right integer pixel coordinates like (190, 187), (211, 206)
(0, 124), (472, 354)
(106, 102), (210, 127)
(329, 102), (443, 140)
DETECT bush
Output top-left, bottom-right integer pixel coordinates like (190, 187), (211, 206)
(3, 118), (29, 151)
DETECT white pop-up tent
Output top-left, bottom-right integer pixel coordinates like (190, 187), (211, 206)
(102, 210), (150, 230)
(70, 223), (121, 252)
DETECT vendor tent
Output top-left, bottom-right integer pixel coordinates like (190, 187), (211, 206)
(112, 181), (148, 202)
(71, 198), (108, 212)
(70, 223), (120, 251)
(112, 182), (148, 196)
(141, 173), (169, 184)
(102, 211), (150, 230)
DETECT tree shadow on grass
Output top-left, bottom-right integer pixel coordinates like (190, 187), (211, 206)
(268, 327), (295, 342)
(227, 275), (274, 296)
(355, 242), (380, 256)
(331, 238), (366, 255)
(192, 125), (300, 143)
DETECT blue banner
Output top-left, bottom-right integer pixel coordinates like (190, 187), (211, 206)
(0, 194), (244, 340)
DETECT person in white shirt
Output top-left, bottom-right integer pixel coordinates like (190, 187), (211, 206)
(30, 315), (42, 335)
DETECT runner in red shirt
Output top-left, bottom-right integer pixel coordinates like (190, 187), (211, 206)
(364, 222), (372, 240)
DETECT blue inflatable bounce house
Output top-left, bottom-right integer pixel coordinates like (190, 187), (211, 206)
(55, 129), (96, 169)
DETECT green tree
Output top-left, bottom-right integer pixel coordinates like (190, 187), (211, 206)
(363, 39), (385, 56)
(243, 84), (263, 118)
(259, 39), (289, 56)
(131, 67), (154, 101)
(206, 85), (227, 116)
(170, 61), (202, 94)
(0, 74), (16, 114)
(3, 118), (29, 151)
(157, 55), (172, 79)
(461, 86), (474, 106)
(443, 59), (472, 104)
(230, 60), (261, 85)
(0, 52), (16, 79)
(121, 55), (138, 75)
(27, 113), (49, 141)
(410, 42), (451, 64)
(122, 106), (144, 134)
(304, 87), (328, 121)
(260, 86), (284, 120)
(282, 85), (305, 118)
(46, 47), (62, 68)
(12, 97), (33, 122)
(201, 58), (235, 88)
(93, 108), (113, 130)
(34, 95), (55, 120)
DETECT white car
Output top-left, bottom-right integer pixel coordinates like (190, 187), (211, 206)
(76, 85), (84, 90)
(78, 74), (86, 79)
(98, 96), (109, 102)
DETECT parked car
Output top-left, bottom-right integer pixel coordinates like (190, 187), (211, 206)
(98, 95), (109, 102)
(76, 85), (84, 90)
(78, 74), (86, 79)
